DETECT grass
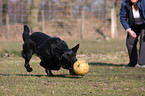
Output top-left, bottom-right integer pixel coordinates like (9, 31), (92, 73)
(0, 40), (145, 96)
(0, 39), (126, 57)
(0, 41), (22, 57)
(67, 39), (126, 54)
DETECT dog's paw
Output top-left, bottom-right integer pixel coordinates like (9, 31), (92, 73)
(46, 72), (54, 77)
(47, 74), (54, 77)
(69, 69), (77, 75)
(27, 67), (33, 72)
(70, 73), (78, 76)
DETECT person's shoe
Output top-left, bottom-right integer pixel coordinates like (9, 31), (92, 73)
(135, 64), (140, 67)
(136, 64), (145, 68)
(125, 63), (135, 67)
(140, 65), (145, 68)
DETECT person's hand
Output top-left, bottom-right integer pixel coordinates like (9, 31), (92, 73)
(127, 28), (137, 38)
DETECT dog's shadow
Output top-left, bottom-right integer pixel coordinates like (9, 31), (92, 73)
(0, 63), (125, 79)
(0, 73), (81, 79)
(89, 62), (125, 67)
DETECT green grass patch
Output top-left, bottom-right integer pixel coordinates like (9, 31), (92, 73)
(0, 39), (126, 57)
(67, 39), (126, 54)
(0, 40), (144, 96)
(0, 41), (22, 57)
(0, 57), (145, 96)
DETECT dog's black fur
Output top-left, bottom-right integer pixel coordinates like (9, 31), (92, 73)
(21, 25), (79, 76)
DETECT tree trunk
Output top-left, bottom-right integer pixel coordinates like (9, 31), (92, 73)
(2, 0), (8, 24)
(27, 0), (41, 31)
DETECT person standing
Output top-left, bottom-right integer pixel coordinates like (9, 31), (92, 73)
(120, 0), (145, 67)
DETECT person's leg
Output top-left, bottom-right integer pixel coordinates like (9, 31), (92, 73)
(138, 28), (145, 66)
(126, 33), (138, 67)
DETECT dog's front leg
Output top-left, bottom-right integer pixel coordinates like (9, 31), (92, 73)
(69, 69), (76, 75)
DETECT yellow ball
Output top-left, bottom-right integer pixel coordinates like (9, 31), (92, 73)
(73, 60), (89, 76)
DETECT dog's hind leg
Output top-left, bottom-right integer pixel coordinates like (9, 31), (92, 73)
(22, 45), (34, 72)
(22, 39), (36, 72)
(45, 69), (54, 77)
(40, 61), (54, 76)
(24, 50), (33, 72)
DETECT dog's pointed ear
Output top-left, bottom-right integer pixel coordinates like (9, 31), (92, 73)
(71, 44), (79, 53)
(54, 47), (64, 59)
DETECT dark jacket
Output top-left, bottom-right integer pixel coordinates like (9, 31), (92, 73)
(120, 0), (145, 30)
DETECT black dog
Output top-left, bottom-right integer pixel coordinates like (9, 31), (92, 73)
(21, 25), (79, 76)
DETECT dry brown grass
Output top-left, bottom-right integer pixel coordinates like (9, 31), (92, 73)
(0, 18), (126, 41)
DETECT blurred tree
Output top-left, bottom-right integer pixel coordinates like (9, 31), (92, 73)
(2, 0), (8, 24)
(60, 0), (74, 19)
(114, 0), (121, 24)
(25, 0), (29, 23)
(26, 0), (41, 30)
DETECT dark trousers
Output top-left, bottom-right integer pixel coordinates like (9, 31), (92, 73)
(126, 23), (145, 66)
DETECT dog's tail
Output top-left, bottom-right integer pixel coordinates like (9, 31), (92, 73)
(23, 25), (30, 42)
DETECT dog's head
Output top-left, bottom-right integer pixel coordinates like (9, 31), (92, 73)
(55, 44), (79, 75)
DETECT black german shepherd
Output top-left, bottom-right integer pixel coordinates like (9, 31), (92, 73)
(21, 25), (79, 76)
